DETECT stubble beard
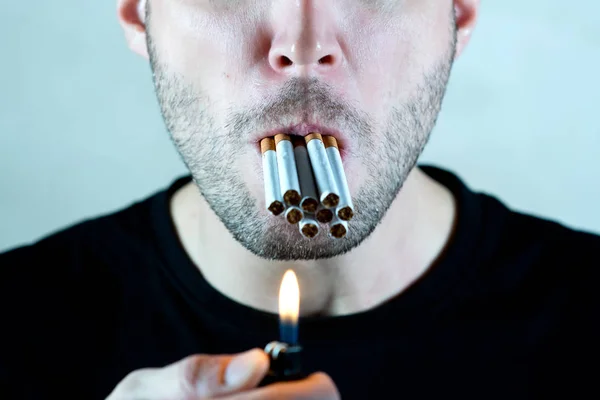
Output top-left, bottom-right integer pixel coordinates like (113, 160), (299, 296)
(147, 18), (457, 261)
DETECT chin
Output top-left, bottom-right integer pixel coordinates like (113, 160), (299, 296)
(234, 216), (363, 261)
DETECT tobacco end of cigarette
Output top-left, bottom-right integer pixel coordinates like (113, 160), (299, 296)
(316, 208), (334, 224)
(301, 223), (319, 238)
(261, 137), (276, 154)
(268, 201), (285, 216)
(291, 135), (306, 148)
(338, 206), (354, 221)
(322, 193), (340, 208)
(330, 223), (347, 239)
(323, 136), (338, 149)
(274, 133), (291, 146)
(286, 208), (304, 225)
(301, 198), (319, 213)
(284, 190), (301, 206)
(305, 132), (323, 144)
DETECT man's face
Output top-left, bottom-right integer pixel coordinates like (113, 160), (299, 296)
(145, 0), (457, 260)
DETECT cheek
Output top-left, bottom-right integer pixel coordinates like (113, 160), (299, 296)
(247, 155), (266, 195)
(344, 157), (369, 198)
(351, 6), (452, 120)
(150, 2), (246, 100)
(354, 35), (412, 121)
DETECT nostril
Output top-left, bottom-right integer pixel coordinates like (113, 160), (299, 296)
(318, 55), (335, 65)
(268, 49), (340, 72)
(278, 55), (293, 68)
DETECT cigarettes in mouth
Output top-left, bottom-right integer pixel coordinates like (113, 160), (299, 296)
(275, 134), (302, 206)
(292, 137), (319, 213)
(299, 216), (320, 239)
(261, 138), (285, 216)
(329, 216), (348, 239)
(323, 136), (354, 221)
(262, 132), (353, 240)
(285, 206), (304, 225)
(305, 133), (340, 209)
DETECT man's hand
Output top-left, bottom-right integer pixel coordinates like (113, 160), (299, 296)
(105, 348), (340, 400)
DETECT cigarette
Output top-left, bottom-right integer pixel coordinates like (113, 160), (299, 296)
(275, 134), (302, 206)
(315, 205), (334, 224)
(299, 216), (320, 239)
(329, 216), (348, 239)
(323, 136), (354, 221)
(261, 138), (285, 216)
(285, 206), (304, 225)
(292, 137), (319, 213)
(304, 133), (339, 209)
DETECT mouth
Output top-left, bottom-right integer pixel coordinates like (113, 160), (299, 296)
(252, 123), (348, 156)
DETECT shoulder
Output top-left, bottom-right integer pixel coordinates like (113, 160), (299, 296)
(0, 196), (157, 274)
(0, 176), (192, 274)
(0, 191), (170, 387)
(0, 203), (139, 395)
(481, 195), (600, 271)
(0, 182), (176, 308)
(509, 206), (600, 292)
(473, 193), (600, 316)
(422, 165), (600, 279)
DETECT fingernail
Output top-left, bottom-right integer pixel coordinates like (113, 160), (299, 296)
(225, 349), (261, 387)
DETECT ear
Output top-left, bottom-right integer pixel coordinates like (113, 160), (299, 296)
(117, 0), (149, 59)
(453, 0), (480, 59)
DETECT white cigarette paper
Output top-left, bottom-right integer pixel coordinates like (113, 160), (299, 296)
(275, 134), (302, 206)
(324, 137), (354, 221)
(261, 138), (285, 216)
(305, 133), (339, 208)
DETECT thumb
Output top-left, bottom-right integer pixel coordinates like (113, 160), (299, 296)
(194, 349), (270, 398)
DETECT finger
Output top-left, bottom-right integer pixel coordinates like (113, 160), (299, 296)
(208, 349), (270, 396)
(220, 372), (341, 400)
(105, 349), (269, 400)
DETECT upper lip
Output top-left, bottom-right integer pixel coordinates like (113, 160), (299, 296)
(252, 123), (347, 149)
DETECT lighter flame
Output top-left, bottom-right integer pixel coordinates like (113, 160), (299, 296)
(279, 270), (300, 324)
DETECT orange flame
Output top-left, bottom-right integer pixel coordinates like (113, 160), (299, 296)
(279, 269), (300, 324)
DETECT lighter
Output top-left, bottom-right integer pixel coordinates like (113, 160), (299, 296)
(263, 270), (305, 383)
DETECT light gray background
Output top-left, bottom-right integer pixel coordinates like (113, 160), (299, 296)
(1, 1), (599, 253)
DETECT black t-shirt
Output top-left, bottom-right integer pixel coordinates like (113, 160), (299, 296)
(1, 166), (599, 399)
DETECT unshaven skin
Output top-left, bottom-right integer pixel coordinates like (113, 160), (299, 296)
(118, 0), (478, 316)
(145, 0), (456, 260)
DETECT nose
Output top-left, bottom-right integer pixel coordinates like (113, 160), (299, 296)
(268, 1), (343, 77)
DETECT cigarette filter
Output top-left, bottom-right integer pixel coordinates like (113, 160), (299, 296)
(275, 134), (302, 206)
(329, 216), (348, 239)
(299, 216), (320, 239)
(261, 138), (285, 216)
(323, 136), (354, 221)
(305, 133), (339, 209)
(292, 137), (319, 213)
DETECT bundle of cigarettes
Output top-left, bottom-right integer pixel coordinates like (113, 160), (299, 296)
(261, 133), (354, 240)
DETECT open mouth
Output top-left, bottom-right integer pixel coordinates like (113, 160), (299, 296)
(253, 123), (348, 157)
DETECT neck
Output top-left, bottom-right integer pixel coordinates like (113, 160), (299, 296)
(170, 167), (456, 317)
